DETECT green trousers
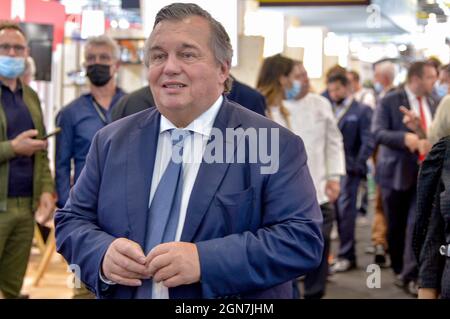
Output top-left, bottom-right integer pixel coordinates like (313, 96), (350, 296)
(0, 197), (34, 298)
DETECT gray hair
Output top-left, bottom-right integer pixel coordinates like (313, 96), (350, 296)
(85, 35), (120, 61)
(144, 2), (233, 92)
(375, 61), (396, 82)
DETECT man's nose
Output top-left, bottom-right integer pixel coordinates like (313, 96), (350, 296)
(163, 54), (181, 75)
(6, 47), (17, 56)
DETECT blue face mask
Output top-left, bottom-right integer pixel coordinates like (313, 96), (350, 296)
(0, 56), (25, 79)
(436, 83), (448, 98)
(285, 80), (302, 100)
(374, 82), (383, 94)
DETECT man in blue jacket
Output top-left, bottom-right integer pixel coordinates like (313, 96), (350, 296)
(55, 35), (126, 209)
(327, 73), (374, 273)
(55, 3), (323, 299)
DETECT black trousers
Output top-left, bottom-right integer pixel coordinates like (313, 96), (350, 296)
(381, 186), (417, 279)
(303, 202), (335, 299)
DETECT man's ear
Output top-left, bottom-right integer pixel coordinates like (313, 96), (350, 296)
(219, 60), (230, 83)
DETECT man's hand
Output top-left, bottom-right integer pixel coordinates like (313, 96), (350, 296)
(35, 192), (55, 226)
(400, 106), (426, 138)
(404, 133), (420, 153)
(325, 180), (340, 203)
(11, 129), (47, 157)
(418, 288), (438, 299)
(146, 242), (201, 288)
(102, 238), (150, 286)
(418, 139), (432, 158)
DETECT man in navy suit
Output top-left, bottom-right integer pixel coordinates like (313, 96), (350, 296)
(55, 3), (323, 299)
(327, 74), (374, 273)
(372, 61), (438, 295)
(227, 76), (266, 116)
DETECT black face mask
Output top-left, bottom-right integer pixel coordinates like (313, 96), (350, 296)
(335, 98), (346, 105)
(86, 64), (112, 87)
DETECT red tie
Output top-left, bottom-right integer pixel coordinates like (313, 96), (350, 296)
(417, 96), (427, 162)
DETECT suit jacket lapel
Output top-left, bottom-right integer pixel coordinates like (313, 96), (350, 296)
(126, 109), (160, 247)
(337, 100), (356, 129)
(426, 96), (438, 117)
(400, 88), (411, 110)
(181, 99), (242, 242)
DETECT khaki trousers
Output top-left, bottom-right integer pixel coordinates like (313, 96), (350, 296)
(0, 197), (34, 298)
(371, 186), (388, 249)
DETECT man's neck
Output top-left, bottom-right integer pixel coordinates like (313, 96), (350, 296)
(159, 94), (222, 128)
(91, 80), (116, 110)
(406, 83), (422, 98)
(383, 84), (394, 94)
(0, 77), (18, 92)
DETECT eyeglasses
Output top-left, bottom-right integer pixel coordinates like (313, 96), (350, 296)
(0, 43), (26, 54)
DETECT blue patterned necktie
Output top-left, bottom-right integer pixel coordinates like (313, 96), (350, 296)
(135, 128), (191, 299)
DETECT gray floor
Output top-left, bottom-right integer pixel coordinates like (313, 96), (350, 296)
(298, 198), (414, 299)
(323, 215), (413, 299)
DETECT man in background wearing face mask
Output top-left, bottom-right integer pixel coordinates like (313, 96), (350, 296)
(0, 22), (55, 298)
(326, 73), (374, 273)
(55, 35), (125, 297)
(284, 61), (346, 298)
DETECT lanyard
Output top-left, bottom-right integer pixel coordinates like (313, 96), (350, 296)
(91, 98), (108, 125)
(335, 98), (353, 123)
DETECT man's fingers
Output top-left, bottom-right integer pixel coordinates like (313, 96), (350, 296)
(115, 240), (146, 264)
(30, 139), (46, 148)
(108, 272), (142, 287)
(20, 129), (38, 138)
(145, 243), (171, 264)
(162, 275), (184, 288)
(147, 252), (172, 276)
(399, 106), (409, 114)
(111, 251), (150, 276)
(109, 260), (149, 280)
(153, 264), (178, 283)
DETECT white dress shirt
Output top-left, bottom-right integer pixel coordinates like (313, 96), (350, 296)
(149, 95), (223, 298)
(404, 85), (433, 130)
(273, 93), (346, 205)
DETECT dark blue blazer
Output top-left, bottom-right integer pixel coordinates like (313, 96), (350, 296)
(337, 100), (374, 176)
(55, 98), (323, 299)
(372, 88), (438, 191)
(226, 78), (266, 117)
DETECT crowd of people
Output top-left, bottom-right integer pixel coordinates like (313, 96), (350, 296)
(0, 2), (449, 299)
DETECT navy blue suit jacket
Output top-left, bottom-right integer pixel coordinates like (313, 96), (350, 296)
(372, 88), (438, 191)
(337, 100), (374, 176)
(55, 98), (323, 299)
(226, 78), (266, 116)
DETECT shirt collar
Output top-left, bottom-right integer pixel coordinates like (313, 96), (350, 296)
(0, 79), (23, 93)
(405, 85), (421, 102)
(334, 96), (352, 108)
(159, 95), (223, 137)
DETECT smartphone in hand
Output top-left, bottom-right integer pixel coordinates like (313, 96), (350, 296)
(40, 127), (62, 140)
